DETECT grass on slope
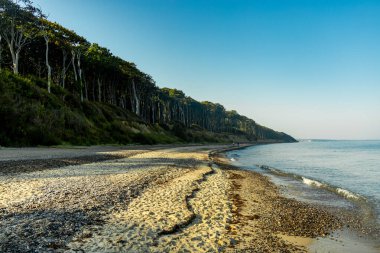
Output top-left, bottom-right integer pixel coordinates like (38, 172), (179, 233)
(0, 71), (175, 146)
(0, 71), (252, 147)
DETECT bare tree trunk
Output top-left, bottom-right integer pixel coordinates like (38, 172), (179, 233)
(14, 49), (20, 75)
(132, 79), (140, 116)
(8, 42), (17, 74)
(44, 36), (51, 93)
(77, 51), (83, 102)
(180, 106), (185, 124)
(71, 50), (77, 82)
(61, 49), (71, 88)
(129, 90), (133, 110)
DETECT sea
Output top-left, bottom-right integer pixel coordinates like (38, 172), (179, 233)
(226, 140), (380, 225)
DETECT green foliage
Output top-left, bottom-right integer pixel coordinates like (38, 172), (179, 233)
(161, 88), (186, 98)
(0, 0), (297, 146)
(0, 70), (296, 146)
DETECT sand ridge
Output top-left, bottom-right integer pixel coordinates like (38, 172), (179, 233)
(66, 148), (234, 252)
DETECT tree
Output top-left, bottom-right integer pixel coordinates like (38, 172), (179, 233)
(71, 43), (87, 101)
(0, 0), (40, 74)
(47, 21), (84, 88)
(131, 78), (140, 115)
(60, 45), (71, 88)
(74, 45), (84, 101)
(38, 18), (52, 92)
(84, 43), (114, 102)
(44, 31), (51, 92)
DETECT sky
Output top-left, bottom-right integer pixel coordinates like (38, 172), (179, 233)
(33, 0), (380, 140)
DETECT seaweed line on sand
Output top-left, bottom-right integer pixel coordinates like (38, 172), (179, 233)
(157, 166), (216, 237)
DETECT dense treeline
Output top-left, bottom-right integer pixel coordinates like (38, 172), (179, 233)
(0, 0), (296, 145)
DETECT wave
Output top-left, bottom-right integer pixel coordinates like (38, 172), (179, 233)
(257, 164), (363, 201)
(336, 188), (361, 200)
(302, 177), (324, 187)
(301, 176), (361, 200)
(257, 165), (292, 177)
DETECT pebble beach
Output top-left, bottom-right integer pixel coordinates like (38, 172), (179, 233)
(0, 145), (351, 252)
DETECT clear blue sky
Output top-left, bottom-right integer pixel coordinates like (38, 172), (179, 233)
(34, 0), (380, 140)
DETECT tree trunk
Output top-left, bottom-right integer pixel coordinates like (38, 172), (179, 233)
(152, 103), (156, 124)
(132, 79), (140, 116)
(61, 49), (71, 88)
(45, 37), (52, 93)
(14, 49), (20, 75)
(8, 42), (18, 74)
(5, 31), (25, 75)
(2, 18), (31, 75)
(77, 51), (83, 102)
(71, 50), (77, 82)
(157, 103), (161, 123)
(62, 51), (66, 88)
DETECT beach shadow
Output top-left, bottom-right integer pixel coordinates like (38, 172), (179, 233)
(0, 209), (97, 253)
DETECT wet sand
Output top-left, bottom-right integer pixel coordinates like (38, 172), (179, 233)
(0, 144), (361, 252)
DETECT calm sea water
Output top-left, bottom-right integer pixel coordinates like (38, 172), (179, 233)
(227, 140), (380, 222)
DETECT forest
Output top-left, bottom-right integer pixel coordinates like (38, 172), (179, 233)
(0, 0), (296, 146)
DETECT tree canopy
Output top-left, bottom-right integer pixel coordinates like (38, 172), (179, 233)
(0, 0), (296, 143)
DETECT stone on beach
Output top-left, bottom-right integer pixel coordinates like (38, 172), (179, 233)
(0, 145), (344, 252)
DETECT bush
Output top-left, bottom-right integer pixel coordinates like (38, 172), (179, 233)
(132, 133), (156, 145)
(172, 121), (190, 141)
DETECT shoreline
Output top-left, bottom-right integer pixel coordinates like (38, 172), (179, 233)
(211, 148), (341, 252)
(218, 144), (380, 252)
(0, 144), (378, 252)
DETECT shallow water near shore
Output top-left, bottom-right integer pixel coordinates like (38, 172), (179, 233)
(227, 140), (380, 251)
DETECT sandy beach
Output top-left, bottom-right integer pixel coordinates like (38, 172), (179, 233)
(0, 144), (356, 252)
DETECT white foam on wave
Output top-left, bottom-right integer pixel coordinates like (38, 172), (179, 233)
(302, 177), (361, 200)
(230, 158), (236, 162)
(336, 188), (360, 200)
(302, 177), (323, 187)
(257, 166), (364, 202)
